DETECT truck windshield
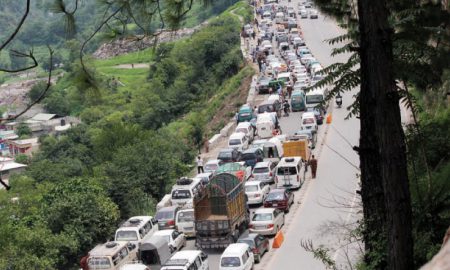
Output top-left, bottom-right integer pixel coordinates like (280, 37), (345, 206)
(221, 257), (241, 267)
(172, 189), (191, 199)
(177, 211), (194, 222)
(156, 210), (174, 220)
(115, 230), (138, 241)
(306, 94), (323, 104)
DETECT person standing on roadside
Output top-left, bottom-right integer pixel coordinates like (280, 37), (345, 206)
(309, 155), (318, 179)
(197, 156), (204, 173)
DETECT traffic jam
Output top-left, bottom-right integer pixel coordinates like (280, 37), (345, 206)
(80, 1), (331, 270)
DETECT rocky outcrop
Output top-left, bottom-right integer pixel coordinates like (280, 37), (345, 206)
(93, 23), (207, 59)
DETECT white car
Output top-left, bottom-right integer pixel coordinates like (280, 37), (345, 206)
(204, 159), (223, 173)
(245, 181), (271, 205)
(252, 161), (276, 183)
(249, 208), (285, 236)
(310, 9), (319, 19)
(153, 230), (186, 253)
(301, 112), (318, 132)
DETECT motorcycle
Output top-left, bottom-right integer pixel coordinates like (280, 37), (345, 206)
(336, 96), (342, 108)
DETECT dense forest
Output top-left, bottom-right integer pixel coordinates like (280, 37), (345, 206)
(0, 1), (253, 269)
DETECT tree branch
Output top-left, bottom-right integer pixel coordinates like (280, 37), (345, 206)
(0, 46), (54, 123)
(0, 49), (38, 73)
(0, 0), (30, 52)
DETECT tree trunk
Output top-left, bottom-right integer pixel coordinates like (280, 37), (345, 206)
(357, 0), (414, 269)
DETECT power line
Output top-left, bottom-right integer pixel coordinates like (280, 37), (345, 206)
(324, 142), (360, 171)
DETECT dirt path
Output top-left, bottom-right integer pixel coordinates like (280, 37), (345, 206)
(113, 63), (150, 69)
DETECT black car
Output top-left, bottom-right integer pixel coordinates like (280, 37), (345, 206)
(258, 99), (282, 118)
(306, 107), (324, 125)
(217, 148), (241, 163)
(237, 233), (270, 263)
(239, 148), (264, 168)
(256, 76), (272, 94)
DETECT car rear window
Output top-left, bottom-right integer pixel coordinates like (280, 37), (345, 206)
(172, 189), (191, 199)
(252, 213), (273, 221)
(245, 185), (259, 192)
(277, 166), (298, 175)
(241, 153), (256, 161)
(253, 167), (269, 173)
(266, 192), (284, 201)
(303, 118), (315, 125)
(177, 211), (194, 222)
(221, 257), (241, 267)
(258, 105), (274, 113)
(155, 210), (174, 220)
(237, 239), (255, 248)
(229, 139), (242, 146)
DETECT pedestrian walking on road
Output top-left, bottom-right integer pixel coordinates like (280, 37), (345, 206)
(309, 155), (318, 179)
(197, 156), (204, 174)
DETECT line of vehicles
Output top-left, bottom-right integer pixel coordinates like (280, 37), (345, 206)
(82, 0), (327, 269)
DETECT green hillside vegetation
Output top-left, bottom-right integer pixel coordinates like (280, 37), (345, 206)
(0, 2), (254, 269)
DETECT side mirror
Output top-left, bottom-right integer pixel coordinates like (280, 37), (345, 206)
(201, 252), (208, 260)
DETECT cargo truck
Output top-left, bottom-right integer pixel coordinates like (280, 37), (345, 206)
(194, 173), (249, 249)
(282, 138), (310, 160)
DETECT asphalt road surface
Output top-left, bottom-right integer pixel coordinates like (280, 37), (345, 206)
(184, 1), (362, 269)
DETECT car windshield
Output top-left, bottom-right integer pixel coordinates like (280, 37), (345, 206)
(177, 211), (194, 222)
(155, 210), (174, 220)
(277, 166), (298, 175)
(229, 139), (242, 146)
(237, 239), (255, 248)
(172, 189), (191, 199)
(267, 192), (285, 201)
(292, 96), (303, 102)
(88, 257), (111, 269)
(221, 257), (241, 267)
(241, 153), (256, 161)
(252, 213), (273, 221)
(115, 230), (138, 241)
(306, 94), (323, 104)
(245, 185), (259, 192)
(253, 167), (269, 173)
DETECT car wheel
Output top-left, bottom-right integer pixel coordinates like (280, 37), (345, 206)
(255, 254), (261, 263)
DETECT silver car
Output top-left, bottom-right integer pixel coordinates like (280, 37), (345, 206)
(251, 161), (276, 183)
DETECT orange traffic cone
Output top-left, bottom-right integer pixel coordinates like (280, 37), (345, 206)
(326, 113), (332, 124)
(272, 231), (285, 248)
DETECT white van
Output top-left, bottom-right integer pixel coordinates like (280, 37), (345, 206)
(220, 243), (254, 270)
(235, 122), (254, 142)
(256, 113), (276, 139)
(171, 178), (203, 208)
(300, 112), (318, 133)
(263, 137), (284, 161)
(305, 87), (328, 110)
(275, 157), (304, 189)
(88, 241), (137, 270)
(161, 250), (209, 270)
(115, 216), (158, 246)
(175, 208), (196, 237)
(228, 132), (249, 151)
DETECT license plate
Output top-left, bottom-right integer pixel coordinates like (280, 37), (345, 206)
(273, 204), (278, 207)
(256, 226), (266, 230)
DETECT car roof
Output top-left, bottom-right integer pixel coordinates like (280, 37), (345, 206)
(254, 161), (271, 168)
(242, 148), (261, 154)
(245, 180), (262, 186)
(302, 112), (316, 118)
(168, 250), (202, 263)
(222, 243), (250, 255)
(238, 233), (259, 241)
(230, 132), (246, 139)
(158, 205), (179, 212)
(205, 159), (222, 164)
(254, 208), (276, 214)
(237, 122), (251, 128)
(220, 148), (236, 153)
(154, 229), (175, 236)
(269, 188), (287, 194)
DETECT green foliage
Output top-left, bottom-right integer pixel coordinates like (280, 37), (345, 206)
(27, 81), (48, 104)
(16, 122), (31, 138)
(14, 154), (29, 165)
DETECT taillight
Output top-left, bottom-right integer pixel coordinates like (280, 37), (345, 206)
(168, 220), (175, 226)
(249, 224), (254, 229)
(252, 248), (259, 254)
(255, 194), (261, 197)
(267, 224), (274, 229)
(269, 172), (273, 176)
